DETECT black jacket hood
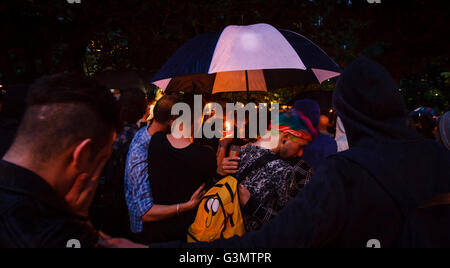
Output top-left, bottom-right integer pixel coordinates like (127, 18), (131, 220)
(332, 56), (420, 147)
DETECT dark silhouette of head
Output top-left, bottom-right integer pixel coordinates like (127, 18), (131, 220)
(333, 56), (418, 146)
(293, 99), (321, 129)
(11, 73), (120, 164)
(119, 88), (147, 125)
(153, 94), (181, 124)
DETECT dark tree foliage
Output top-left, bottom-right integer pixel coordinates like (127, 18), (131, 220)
(0, 0), (449, 111)
(400, 66), (450, 113)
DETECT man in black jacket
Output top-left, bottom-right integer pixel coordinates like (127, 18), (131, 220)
(101, 56), (450, 248)
(0, 73), (120, 248)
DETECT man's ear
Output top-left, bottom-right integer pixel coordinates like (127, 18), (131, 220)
(280, 132), (289, 144)
(72, 139), (93, 172)
(168, 116), (176, 127)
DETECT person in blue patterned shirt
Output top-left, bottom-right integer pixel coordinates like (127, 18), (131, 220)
(125, 95), (176, 235)
(124, 125), (153, 235)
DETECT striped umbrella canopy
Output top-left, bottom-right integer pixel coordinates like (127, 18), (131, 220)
(152, 23), (342, 95)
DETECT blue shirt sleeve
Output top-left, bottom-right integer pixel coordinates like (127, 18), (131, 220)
(124, 127), (154, 233)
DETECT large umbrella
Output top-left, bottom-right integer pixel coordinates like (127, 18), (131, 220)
(151, 23), (341, 97)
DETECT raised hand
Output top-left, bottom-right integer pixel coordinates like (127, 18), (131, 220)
(218, 156), (240, 176)
(65, 158), (108, 217)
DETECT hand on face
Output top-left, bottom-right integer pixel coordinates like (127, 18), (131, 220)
(64, 157), (109, 218)
(65, 136), (115, 217)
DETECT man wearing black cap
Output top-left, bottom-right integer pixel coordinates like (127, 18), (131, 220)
(101, 57), (450, 248)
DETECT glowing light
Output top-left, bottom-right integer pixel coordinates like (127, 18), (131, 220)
(225, 121), (232, 132)
(147, 104), (156, 121)
(155, 88), (165, 101)
(205, 103), (213, 113)
(222, 121), (233, 138)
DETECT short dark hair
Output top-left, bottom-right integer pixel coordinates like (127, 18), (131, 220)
(119, 89), (147, 124)
(14, 73), (120, 162)
(153, 94), (180, 124)
(174, 94), (205, 136)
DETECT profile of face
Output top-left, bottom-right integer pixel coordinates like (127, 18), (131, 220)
(278, 133), (309, 160)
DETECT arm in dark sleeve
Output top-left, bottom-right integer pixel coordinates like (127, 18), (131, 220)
(150, 158), (348, 248)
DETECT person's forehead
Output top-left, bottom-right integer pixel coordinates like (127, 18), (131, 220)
(288, 134), (308, 143)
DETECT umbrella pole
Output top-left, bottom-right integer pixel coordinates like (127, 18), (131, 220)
(245, 70), (250, 102)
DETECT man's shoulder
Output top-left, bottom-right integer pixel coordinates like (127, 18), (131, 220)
(241, 144), (270, 157)
(318, 133), (338, 148)
(130, 126), (151, 145)
(241, 144), (257, 153)
(310, 151), (376, 188)
(193, 143), (216, 156)
(0, 192), (98, 248)
(323, 150), (366, 171)
(309, 134), (337, 151)
(267, 158), (292, 170)
(241, 145), (289, 167)
(0, 187), (28, 216)
(127, 127), (151, 157)
(251, 150), (292, 176)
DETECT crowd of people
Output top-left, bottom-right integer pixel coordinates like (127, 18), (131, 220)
(0, 56), (449, 248)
